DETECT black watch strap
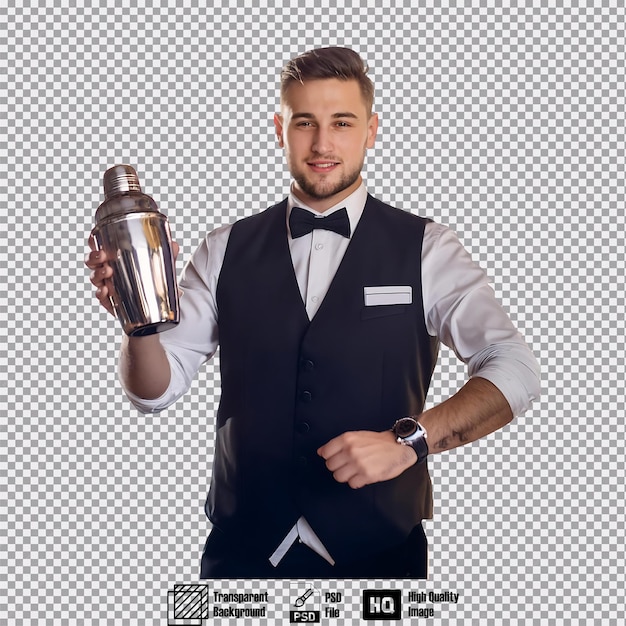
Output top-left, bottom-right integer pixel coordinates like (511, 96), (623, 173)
(406, 434), (429, 464)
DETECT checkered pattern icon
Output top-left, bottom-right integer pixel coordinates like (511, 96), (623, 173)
(168, 584), (208, 625)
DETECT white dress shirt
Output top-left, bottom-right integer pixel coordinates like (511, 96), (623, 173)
(121, 182), (541, 565)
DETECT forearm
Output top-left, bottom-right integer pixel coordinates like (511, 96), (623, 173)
(317, 378), (513, 489)
(419, 376), (514, 454)
(119, 334), (172, 400)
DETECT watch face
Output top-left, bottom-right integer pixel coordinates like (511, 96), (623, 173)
(395, 417), (418, 439)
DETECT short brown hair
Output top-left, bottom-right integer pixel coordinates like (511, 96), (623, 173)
(280, 47), (374, 114)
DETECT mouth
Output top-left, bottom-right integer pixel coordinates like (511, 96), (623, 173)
(307, 161), (340, 173)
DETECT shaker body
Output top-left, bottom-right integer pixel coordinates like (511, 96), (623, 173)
(91, 208), (180, 336)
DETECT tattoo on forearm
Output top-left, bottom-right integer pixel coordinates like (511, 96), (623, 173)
(433, 430), (469, 451)
(433, 437), (449, 450)
(452, 429), (469, 443)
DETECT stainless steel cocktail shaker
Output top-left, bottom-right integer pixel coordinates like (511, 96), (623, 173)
(90, 165), (180, 336)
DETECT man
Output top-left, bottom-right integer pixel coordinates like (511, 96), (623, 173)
(86, 47), (540, 579)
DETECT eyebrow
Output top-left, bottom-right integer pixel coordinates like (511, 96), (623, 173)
(291, 112), (359, 120)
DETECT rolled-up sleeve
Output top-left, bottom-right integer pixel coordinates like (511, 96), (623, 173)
(422, 222), (541, 416)
(120, 223), (232, 413)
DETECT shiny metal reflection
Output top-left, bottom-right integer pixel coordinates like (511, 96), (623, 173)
(91, 166), (179, 336)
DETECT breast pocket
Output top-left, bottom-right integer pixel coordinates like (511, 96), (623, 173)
(362, 286), (412, 319)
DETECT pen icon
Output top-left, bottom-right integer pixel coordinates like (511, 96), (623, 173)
(294, 587), (314, 608)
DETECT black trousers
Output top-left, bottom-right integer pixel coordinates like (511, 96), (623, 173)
(200, 524), (427, 579)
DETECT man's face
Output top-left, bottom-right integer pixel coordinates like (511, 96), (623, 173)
(274, 78), (378, 212)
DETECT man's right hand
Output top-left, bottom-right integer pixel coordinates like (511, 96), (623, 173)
(85, 240), (180, 317)
(85, 239), (181, 401)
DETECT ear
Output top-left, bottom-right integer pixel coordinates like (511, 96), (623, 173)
(366, 112), (379, 149)
(273, 113), (284, 148)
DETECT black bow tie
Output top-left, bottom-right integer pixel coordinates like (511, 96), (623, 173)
(289, 206), (351, 239)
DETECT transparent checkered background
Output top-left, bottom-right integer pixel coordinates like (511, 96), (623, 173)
(1, 1), (624, 624)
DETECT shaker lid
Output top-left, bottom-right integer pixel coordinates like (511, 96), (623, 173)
(103, 164), (142, 199)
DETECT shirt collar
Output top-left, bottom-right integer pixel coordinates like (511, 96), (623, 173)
(286, 182), (368, 239)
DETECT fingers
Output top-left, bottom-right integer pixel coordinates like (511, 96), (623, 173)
(95, 282), (116, 316)
(323, 453), (361, 487)
(86, 251), (112, 289)
(319, 433), (372, 488)
(317, 430), (414, 489)
(84, 249), (116, 315)
(85, 240), (179, 268)
(318, 431), (371, 488)
(317, 435), (343, 461)
(84, 248), (107, 269)
(89, 262), (111, 286)
(85, 240), (180, 317)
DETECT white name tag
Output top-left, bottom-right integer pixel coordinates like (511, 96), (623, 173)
(364, 286), (413, 306)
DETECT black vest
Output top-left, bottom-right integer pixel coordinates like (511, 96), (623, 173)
(207, 195), (439, 563)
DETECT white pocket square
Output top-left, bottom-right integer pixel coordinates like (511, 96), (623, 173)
(364, 286), (412, 306)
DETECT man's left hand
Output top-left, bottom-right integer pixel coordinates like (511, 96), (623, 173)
(317, 430), (417, 489)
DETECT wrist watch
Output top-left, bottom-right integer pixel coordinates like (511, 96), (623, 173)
(392, 416), (429, 464)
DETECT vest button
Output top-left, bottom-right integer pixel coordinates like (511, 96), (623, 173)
(302, 359), (315, 372)
(298, 455), (308, 467)
(301, 390), (312, 402)
(297, 421), (310, 434)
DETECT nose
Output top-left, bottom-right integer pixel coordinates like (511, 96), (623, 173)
(311, 126), (333, 155)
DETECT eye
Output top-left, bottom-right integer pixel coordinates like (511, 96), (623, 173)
(335, 121), (351, 128)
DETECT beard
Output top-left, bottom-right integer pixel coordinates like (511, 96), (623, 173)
(290, 159), (364, 201)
